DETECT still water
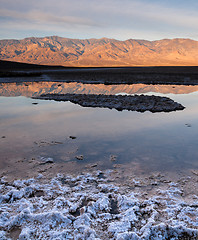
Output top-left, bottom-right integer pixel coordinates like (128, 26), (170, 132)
(0, 82), (198, 175)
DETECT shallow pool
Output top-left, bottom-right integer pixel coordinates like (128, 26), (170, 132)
(0, 81), (198, 176)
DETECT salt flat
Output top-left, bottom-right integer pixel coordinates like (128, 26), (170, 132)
(0, 168), (198, 239)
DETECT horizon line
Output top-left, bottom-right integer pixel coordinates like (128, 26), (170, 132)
(0, 35), (196, 42)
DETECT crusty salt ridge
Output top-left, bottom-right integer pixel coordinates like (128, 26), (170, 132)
(0, 170), (197, 239)
(33, 93), (185, 113)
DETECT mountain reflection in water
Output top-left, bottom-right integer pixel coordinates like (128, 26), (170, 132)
(1, 82), (198, 97)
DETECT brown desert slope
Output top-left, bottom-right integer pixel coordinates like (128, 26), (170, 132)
(0, 36), (198, 67)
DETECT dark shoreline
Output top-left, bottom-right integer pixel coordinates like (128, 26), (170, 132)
(1, 60), (198, 85)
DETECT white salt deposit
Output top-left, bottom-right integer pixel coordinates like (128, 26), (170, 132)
(0, 170), (198, 239)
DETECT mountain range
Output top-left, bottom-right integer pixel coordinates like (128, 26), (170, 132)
(0, 36), (198, 67)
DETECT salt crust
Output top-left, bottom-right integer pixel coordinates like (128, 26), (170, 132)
(34, 93), (185, 113)
(0, 171), (198, 240)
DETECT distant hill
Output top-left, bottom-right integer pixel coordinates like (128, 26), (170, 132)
(0, 36), (198, 66)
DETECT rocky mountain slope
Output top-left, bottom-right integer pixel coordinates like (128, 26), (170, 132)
(0, 36), (198, 66)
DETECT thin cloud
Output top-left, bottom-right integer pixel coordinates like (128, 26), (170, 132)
(0, 8), (98, 27)
(83, 0), (198, 30)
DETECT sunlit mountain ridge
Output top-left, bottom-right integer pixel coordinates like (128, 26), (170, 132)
(0, 36), (198, 66)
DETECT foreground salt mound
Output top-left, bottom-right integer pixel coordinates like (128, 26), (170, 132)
(0, 171), (197, 239)
(34, 93), (185, 113)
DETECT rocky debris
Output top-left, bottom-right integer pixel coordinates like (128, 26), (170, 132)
(34, 140), (63, 147)
(110, 155), (117, 161)
(40, 157), (54, 164)
(91, 164), (98, 168)
(76, 155), (84, 160)
(69, 136), (77, 139)
(191, 170), (198, 176)
(33, 93), (185, 113)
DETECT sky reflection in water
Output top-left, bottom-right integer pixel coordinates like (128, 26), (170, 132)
(0, 82), (198, 174)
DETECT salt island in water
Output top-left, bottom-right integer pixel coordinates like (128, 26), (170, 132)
(34, 93), (185, 113)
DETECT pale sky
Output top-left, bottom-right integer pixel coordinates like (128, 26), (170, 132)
(0, 0), (198, 41)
